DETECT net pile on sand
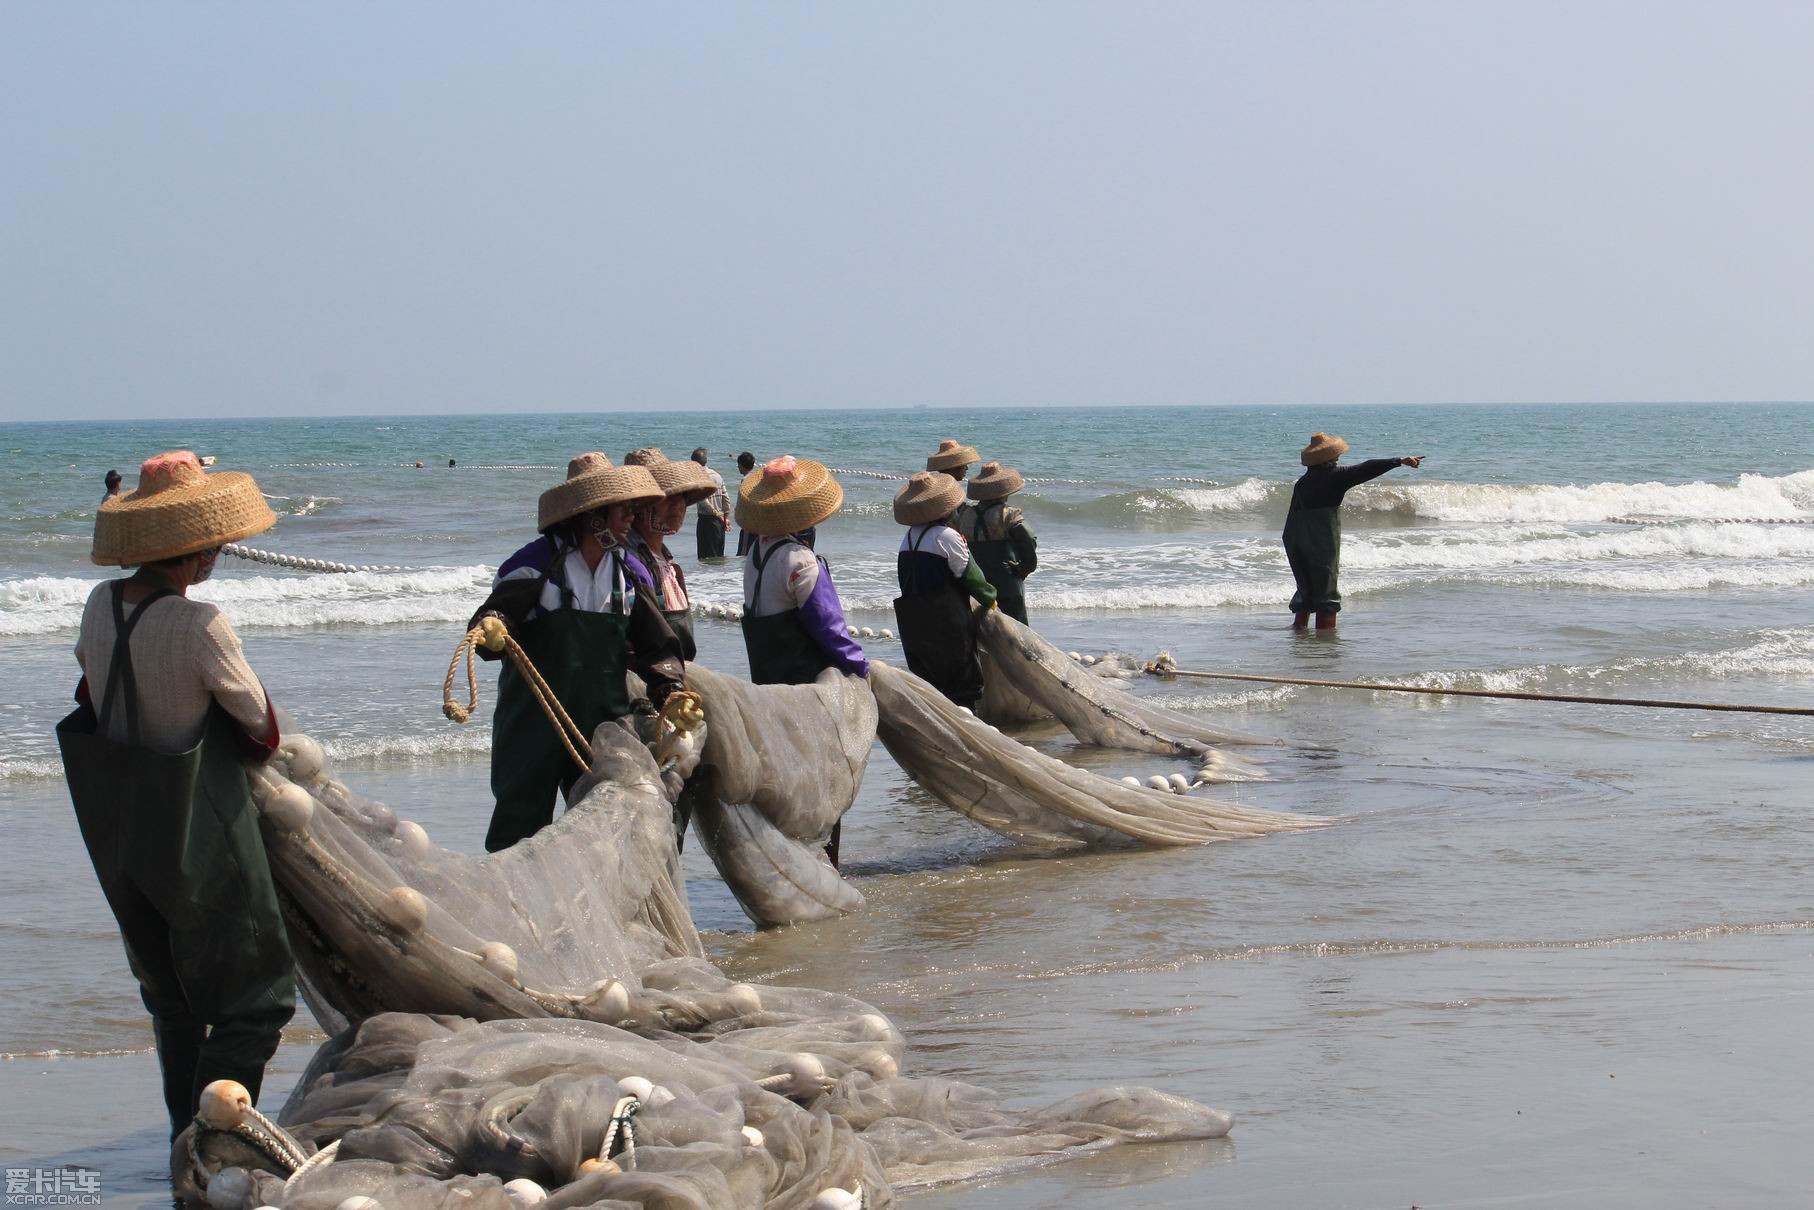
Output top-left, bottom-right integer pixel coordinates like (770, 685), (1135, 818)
(179, 722), (1236, 1208)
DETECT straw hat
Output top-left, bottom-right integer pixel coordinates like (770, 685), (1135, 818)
(1300, 432), (1350, 467)
(966, 461), (1025, 501)
(92, 451), (276, 566)
(624, 447), (717, 505)
(926, 439), (980, 473)
(893, 471), (965, 525)
(537, 453), (663, 531)
(735, 456), (845, 536)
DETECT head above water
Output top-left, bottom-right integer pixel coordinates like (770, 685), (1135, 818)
(103, 469), (122, 492)
(737, 451), (755, 474)
(691, 448), (709, 466)
(1300, 432), (1349, 467)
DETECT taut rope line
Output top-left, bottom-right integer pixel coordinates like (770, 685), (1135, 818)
(1142, 656), (1814, 717)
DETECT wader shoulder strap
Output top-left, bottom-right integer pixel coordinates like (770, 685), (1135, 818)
(750, 538), (799, 599)
(910, 524), (941, 553)
(100, 581), (176, 747)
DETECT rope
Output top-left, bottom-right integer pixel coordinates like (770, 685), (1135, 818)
(221, 543), (407, 574)
(1143, 656), (1814, 717)
(601, 1096), (640, 1168)
(443, 616), (593, 772)
(1609, 515), (1814, 526)
(282, 1139), (339, 1194)
(652, 690), (706, 765)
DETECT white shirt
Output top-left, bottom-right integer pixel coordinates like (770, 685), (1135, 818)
(743, 536), (820, 616)
(497, 546), (635, 617)
(899, 523), (971, 576)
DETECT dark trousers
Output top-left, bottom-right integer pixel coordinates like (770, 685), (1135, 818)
(696, 514), (726, 559)
(112, 878), (294, 1138)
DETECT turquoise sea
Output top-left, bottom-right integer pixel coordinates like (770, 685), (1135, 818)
(2, 402), (1812, 1207)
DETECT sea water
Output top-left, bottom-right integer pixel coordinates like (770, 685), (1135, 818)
(1, 403), (1810, 1207)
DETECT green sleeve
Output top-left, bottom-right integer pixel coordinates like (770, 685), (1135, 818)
(960, 555), (998, 606)
(1011, 520), (1037, 577)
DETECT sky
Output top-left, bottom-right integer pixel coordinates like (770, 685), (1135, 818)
(2, 2), (1810, 421)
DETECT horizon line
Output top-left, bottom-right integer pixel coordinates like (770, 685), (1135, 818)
(3, 398), (1812, 428)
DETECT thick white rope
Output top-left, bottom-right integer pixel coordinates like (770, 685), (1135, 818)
(221, 543), (407, 574)
(1608, 515), (1814, 526)
(281, 1138), (340, 1193)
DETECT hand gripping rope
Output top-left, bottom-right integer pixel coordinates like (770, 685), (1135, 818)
(442, 616), (707, 773)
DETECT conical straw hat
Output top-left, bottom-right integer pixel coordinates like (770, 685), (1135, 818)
(966, 461), (1025, 501)
(893, 471), (966, 525)
(92, 451), (276, 566)
(538, 453), (663, 531)
(624, 447), (718, 505)
(926, 439), (980, 472)
(1300, 432), (1350, 466)
(735, 456), (844, 537)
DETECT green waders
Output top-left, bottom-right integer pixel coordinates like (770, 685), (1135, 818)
(1282, 504), (1342, 615)
(486, 602), (631, 852)
(56, 582), (295, 1139)
(663, 608), (697, 663)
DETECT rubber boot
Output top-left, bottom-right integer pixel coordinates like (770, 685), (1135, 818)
(1292, 611), (1310, 629)
(1315, 611), (1338, 630)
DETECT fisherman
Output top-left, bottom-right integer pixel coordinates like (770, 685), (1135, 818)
(733, 451), (758, 557)
(954, 461), (1038, 625)
(926, 439), (980, 481)
(692, 447), (730, 560)
(469, 454), (687, 852)
(1283, 433), (1424, 630)
(893, 471), (997, 708)
(738, 456), (867, 866)
(623, 447), (719, 661)
(101, 468), (122, 502)
(59, 451), (294, 1140)
(739, 457), (868, 684)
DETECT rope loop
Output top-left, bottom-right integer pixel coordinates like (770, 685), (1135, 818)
(440, 616), (594, 773)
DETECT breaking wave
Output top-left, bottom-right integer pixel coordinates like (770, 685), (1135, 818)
(0, 566), (492, 636)
(1042, 469), (1814, 526)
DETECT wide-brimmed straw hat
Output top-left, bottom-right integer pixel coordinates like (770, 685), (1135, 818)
(624, 447), (717, 505)
(893, 471), (966, 525)
(735, 456), (844, 536)
(926, 439), (980, 472)
(966, 461), (1025, 501)
(1300, 432), (1350, 467)
(538, 453), (662, 531)
(92, 451), (276, 566)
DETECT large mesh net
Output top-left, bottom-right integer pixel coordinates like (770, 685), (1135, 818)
(178, 718), (1239, 1207)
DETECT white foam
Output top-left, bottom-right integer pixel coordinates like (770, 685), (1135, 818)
(1347, 470), (1814, 524)
(1341, 523), (1814, 571)
(0, 566), (493, 636)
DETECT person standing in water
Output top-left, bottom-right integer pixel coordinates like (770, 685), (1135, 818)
(624, 447), (718, 661)
(733, 451), (758, 556)
(1282, 432), (1424, 630)
(954, 461), (1037, 625)
(926, 439), (980, 481)
(101, 468), (122, 502)
(893, 471), (997, 708)
(692, 448), (730, 560)
(738, 456), (867, 866)
(469, 454), (687, 852)
(60, 451), (294, 1139)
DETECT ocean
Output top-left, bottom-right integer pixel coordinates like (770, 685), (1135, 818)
(2, 403), (1811, 1207)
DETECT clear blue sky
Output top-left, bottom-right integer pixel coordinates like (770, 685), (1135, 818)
(3, 2), (1810, 420)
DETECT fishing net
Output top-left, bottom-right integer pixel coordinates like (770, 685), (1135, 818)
(975, 611), (1276, 770)
(178, 721), (1237, 1208)
(681, 665), (875, 926)
(870, 661), (1328, 848)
